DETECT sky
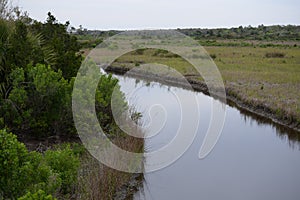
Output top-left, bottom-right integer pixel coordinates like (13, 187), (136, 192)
(17, 0), (300, 30)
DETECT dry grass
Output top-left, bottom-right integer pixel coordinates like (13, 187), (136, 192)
(207, 46), (300, 124)
(75, 130), (144, 200)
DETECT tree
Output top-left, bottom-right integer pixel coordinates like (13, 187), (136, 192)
(30, 12), (82, 79)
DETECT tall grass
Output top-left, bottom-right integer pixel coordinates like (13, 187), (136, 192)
(75, 126), (144, 199)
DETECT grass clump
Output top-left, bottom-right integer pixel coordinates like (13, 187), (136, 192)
(265, 52), (286, 58)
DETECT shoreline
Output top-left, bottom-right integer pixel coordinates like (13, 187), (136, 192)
(105, 65), (300, 133)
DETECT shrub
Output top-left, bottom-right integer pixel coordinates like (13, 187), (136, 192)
(0, 129), (80, 198)
(1, 64), (74, 137)
(18, 190), (56, 200)
(0, 129), (28, 198)
(210, 54), (217, 59)
(44, 145), (80, 193)
(265, 52), (285, 58)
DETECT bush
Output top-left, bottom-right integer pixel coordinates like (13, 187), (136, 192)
(265, 52), (285, 58)
(0, 129), (28, 198)
(18, 190), (56, 200)
(1, 64), (74, 137)
(0, 129), (80, 198)
(210, 54), (217, 59)
(44, 145), (79, 193)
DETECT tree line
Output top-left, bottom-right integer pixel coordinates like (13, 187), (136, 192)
(75, 24), (300, 49)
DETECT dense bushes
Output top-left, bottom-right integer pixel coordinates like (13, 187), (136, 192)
(0, 5), (142, 199)
(0, 129), (28, 198)
(1, 64), (74, 137)
(96, 74), (127, 132)
(0, 12), (82, 100)
(0, 129), (80, 199)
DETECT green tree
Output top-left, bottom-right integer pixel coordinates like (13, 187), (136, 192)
(30, 12), (82, 79)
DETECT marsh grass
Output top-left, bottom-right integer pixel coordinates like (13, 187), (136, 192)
(75, 128), (144, 200)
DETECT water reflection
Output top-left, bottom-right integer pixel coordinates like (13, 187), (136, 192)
(112, 72), (300, 200)
(118, 72), (300, 148)
(228, 101), (300, 150)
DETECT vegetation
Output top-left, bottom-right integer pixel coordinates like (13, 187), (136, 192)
(1, 0), (299, 199)
(0, 2), (144, 199)
(178, 25), (300, 41)
(74, 25), (300, 51)
(0, 129), (79, 199)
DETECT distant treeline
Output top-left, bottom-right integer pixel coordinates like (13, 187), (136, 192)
(75, 25), (300, 48)
(178, 25), (300, 41)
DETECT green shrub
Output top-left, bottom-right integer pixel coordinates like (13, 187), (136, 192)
(0, 129), (28, 198)
(2, 64), (74, 137)
(26, 151), (62, 195)
(0, 129), (80, 198)
(44, 145), (80, 193)
(18, 190), (56, 200)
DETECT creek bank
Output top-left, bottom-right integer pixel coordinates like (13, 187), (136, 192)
(114, 173), (143, 200)
(105, 65), (300, 133)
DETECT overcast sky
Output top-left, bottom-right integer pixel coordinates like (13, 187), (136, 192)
(18, 0), (300, 30)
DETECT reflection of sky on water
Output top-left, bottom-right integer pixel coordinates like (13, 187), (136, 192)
(114, 74), (300, 200)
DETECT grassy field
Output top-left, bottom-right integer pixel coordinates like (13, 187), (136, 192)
(107, 45), (300, 128)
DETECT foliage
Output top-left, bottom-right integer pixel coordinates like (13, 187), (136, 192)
(0, 5), (140, 200)
(0, 18), (11, 95)
(72, 60), (128, 135)
(30, 12), (82, 79)
(0, 12), (82, 99)
(18, 190), (57, 200)
(0, 0), (13, 19)
(1, 64), (74, 137)
(96, 73), (128, 132)
(44, 145), (79, 193)
(0, 129), (79, 199)
(178, 25), (300, 41)
(0, 129), (28, 198)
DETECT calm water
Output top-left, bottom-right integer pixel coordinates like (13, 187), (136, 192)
(113, 74), (300, 200)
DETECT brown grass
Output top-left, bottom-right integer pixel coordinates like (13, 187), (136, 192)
(75, 131), (144, 199)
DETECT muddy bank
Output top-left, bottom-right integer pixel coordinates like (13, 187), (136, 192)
(105, 65), (300, 133)
(114, 173), (143, 200)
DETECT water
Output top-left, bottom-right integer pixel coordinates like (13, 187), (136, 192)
(113, 74), (300, 200)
